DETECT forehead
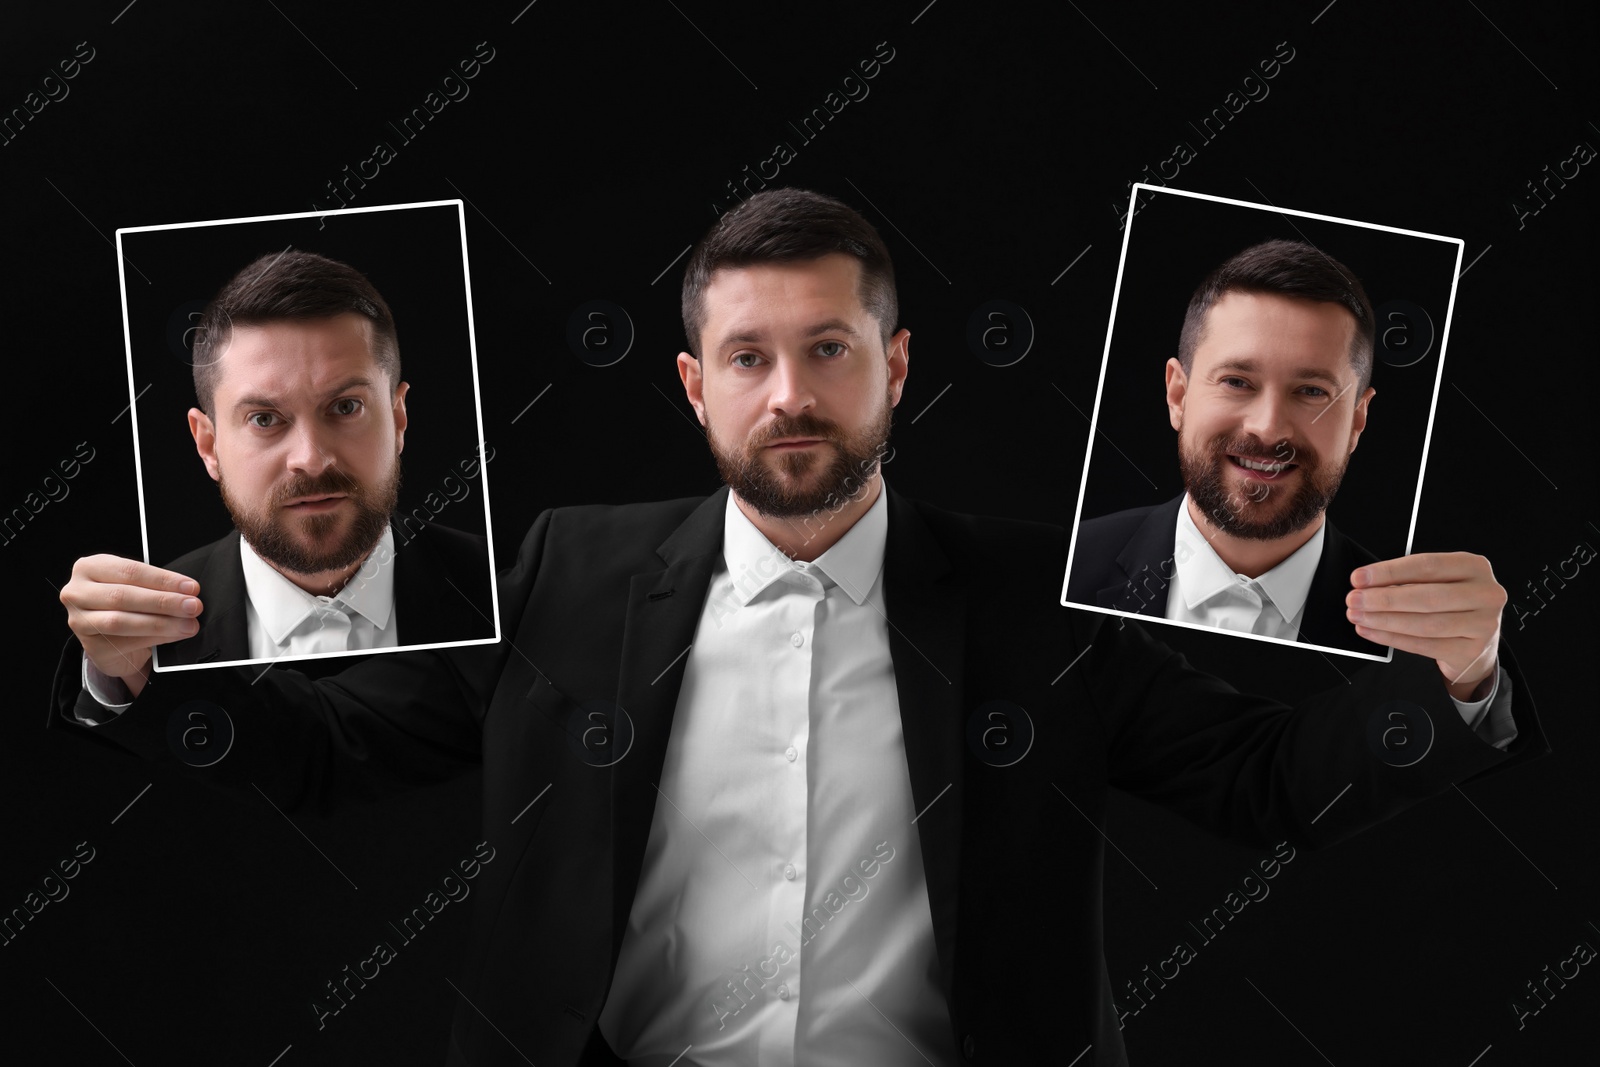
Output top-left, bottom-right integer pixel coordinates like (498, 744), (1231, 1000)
(1193, 291), (1357, 375)
(213, 313), (383, 402)
(700, 254), (869, 345)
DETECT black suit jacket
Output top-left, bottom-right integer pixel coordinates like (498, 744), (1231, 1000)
(1066, 495), (1386, 656)
(49, 487), (1546, 1066)
(154, 521), (496, 668)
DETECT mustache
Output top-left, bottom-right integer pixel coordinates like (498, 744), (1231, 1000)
(752, 413), (845, 447)
(270, 467), (363, 507)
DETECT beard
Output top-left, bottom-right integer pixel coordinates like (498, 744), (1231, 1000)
(220, 460), (400, 579)
(710, 395), (894, 519)
(1179, 430), (1347, 541)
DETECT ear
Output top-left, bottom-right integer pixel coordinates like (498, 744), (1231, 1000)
(188, 408), (221, 482)
(1347, 385), (1375, 455)
(676, 351), (707, 427)
(886, 328), (910, 407)
(391, 380), (410, 455)
(1164, 358), (1188, 432)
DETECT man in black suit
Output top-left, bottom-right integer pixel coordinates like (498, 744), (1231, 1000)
(1066, 240), (1387, 656)
(86, 250), (493, 690)
(55, 192), (1540, 1065)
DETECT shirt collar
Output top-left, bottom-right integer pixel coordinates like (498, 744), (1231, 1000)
(721, 483), (889, 607)
(238, 525), (397, 645)
(1173, 495), (1326, 623)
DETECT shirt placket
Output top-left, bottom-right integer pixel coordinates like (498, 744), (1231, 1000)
(760, 571), (821, 1067)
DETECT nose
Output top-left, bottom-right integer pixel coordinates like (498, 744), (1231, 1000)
(766, 354), (817, 417)
(284, 419), (336, 476)
(1239, 390), (1294, 451)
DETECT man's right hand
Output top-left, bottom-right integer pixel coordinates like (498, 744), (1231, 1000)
(60, 555), (203, 699)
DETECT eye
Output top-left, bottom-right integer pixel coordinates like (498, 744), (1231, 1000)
(815, 341), (846, 358)
(1219, 376), (1250, 389)
(246, 412), (280, 429)
(732, 352), (765, 369)
(331, 397), (364, 415)
(1298, 385), (1329, 398)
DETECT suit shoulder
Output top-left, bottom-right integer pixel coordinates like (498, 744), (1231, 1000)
(543, 495), (709, 538)
(546, 494), (708, 525)
(1076, 502), (1169, 544)
(902, 496), (1064, 561)
(162, 530), (234, 576)
(1064, 501), (1175, 602)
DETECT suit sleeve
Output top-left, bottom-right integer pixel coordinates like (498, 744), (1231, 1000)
(44, 510), (555, 818)
(1071, 609), (1550, 850)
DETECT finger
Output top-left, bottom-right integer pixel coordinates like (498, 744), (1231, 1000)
(63, 582), (204, 620)
(1351, 552), (1488, 589)
(75, 609), (202, 641)
(72, 554), (200, 595)
(1347, 581), (1500, 615)
(1346, 607), (1482, 640)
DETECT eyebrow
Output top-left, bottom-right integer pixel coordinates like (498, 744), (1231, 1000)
(1210, 359), (1345, 391)
(717, 319), (862, 349)
(231, 376), (377, 415)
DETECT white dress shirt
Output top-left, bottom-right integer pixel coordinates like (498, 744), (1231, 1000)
(238, 526), (399, 661)
(1164, 494), (1517, 748)
(597, 486), (958, 1067)
(1167, 498), (1323, 640)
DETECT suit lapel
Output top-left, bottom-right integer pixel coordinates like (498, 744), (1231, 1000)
(882, 489), (967, 1000)
(1095, 495), (1183, 615)
(608, 490), (727, 943)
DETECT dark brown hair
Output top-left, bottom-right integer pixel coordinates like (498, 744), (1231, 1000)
(681, 188), (897, 358)
(191, 250), (400, 416)
(1178, 239), (1375, 392)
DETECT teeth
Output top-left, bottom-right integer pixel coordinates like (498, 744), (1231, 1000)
(1236, 457), (1288, 473)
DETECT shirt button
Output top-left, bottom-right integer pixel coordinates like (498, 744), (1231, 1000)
(777, 984), (791, 1001)
(790, 632), (804, 648)
(784, 746), (798, 762)
(783, 863), (797, 880)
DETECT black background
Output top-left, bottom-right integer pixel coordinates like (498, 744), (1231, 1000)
(4, 3), (1594, 1065)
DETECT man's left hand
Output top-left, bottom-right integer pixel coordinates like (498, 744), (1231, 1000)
(1347, 552), (1505, 702)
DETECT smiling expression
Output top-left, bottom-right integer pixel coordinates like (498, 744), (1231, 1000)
(1166, 290), (1374, 541)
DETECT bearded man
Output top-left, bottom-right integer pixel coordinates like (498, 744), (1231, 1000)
(115, 250), (492, 675)
(55, 194), (1536, 1066)
(1067, 238), (1391, 656)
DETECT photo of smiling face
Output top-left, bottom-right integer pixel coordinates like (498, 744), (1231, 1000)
(188, 312), (409, 588)
(1166, 290), (1374, 543)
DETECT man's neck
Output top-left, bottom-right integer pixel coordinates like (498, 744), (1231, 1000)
(1185, 496), (1325, 579)
(732, 474), (883, 563)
